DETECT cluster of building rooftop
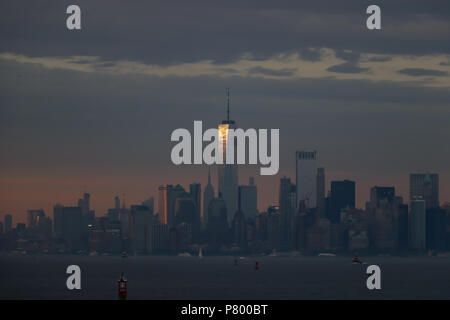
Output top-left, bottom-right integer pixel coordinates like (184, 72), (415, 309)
(0, 159), (448, 255)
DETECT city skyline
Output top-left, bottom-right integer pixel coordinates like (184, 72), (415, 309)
(1, 164), (447, 224)
(3, 163), (445, 255)
(1, 1), (450, 223)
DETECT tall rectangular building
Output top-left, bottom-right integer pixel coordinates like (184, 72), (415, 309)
(189, 183), (202, 233)
(27, 209), (45, 228)
(370, 186), (395, 208)
(330, 180), (355, 223)
(158, 184), (172, 225)
(148, 223), (169, 253)
(238, 177), (258, 220)
(279, 177), (296, 248)
(4, 214), (12, 233)
(119, 207), (130, 238)
(409, 173), (439, 209)
(296, 150), (317, 209)
(368, 186), (398, 251)
(218, 90), (238, 223)
(203, 169), (215, 227)
(158, 184), (185, 226)
(77, 193), (90, 216)
(410, 199), (426, 251)
(53, 205), (83, 251)
(130, 205), (153, 253)
(316, 168), (326, 219)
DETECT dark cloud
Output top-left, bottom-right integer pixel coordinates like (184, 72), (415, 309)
(299, 48), (323, 62)
(248, 66), (297, 77)
(398, 68), (448, 77)
(0, 1), (449, 66)
(327, 62), (369, 74)
(369, 56), (392, 62)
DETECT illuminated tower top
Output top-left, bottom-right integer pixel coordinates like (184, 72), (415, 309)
(218, 88), (236, 161)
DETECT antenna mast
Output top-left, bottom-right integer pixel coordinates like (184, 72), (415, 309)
(226, 88), (230, 121)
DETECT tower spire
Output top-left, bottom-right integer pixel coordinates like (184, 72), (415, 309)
(221, 87), (234, 125)
(226, 87), (230, 122)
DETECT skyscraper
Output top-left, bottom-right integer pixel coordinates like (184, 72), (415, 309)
(296, 150), (317, 209)
(114, 196), (120, 211)
(316, 168), (326, 219)
(119, 203), (130, 238)
(367, 186), (399, 251)
(158, 184), (172, 225)
(279, 177), (296, 248)
(329, 180), (355, 223)
(370, 187), (395, 207)
(203, 168), (215, 227)
(238, 177), (258, 220)
(232, 209), (247, 249)
(267, 206), (281, 251)
(77, 193), (90, 216)
(107, 196), (121, 222)
(4, 214), (12, 233)
(27, 209), (45, 228)
(410, 173), (439, 209)
(218, 88), (238, 223)
(292, 200), (308, 251)
(53, 205), (84, 251)
(189, 183), (201, 238)
(77, 193), (93, 231)
(410, 198), (426, 251)
(174, 195), (196, 226)
(147, 223), (169, 253)
(158, 184), (185, 226)
(207, 196), (229, 248)
(130, 205), (153, 253)
(398, 203), (409, 251)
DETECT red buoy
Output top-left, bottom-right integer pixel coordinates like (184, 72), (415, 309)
(254, 261), (259, 270)
(118, 273), (127, 300)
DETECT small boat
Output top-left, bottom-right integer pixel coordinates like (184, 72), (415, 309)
(352, 255), (362, 264)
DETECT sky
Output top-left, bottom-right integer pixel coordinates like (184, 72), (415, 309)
(1, 1), (450, 223)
